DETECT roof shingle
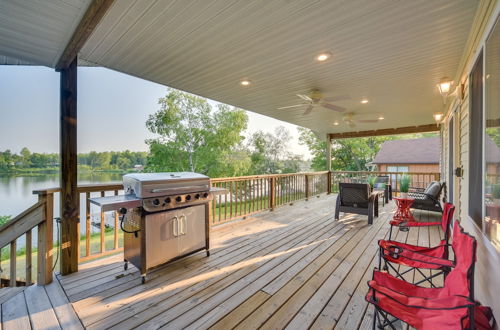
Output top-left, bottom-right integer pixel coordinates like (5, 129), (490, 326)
(372, 137), (440, 164)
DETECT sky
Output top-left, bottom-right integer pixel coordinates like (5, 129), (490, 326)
(0, 66), (311, 158)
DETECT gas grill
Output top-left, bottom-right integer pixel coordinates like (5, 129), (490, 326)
(90, 172), (218, 283)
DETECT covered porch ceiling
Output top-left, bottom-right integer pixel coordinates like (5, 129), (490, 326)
(0, 0), (479, 137)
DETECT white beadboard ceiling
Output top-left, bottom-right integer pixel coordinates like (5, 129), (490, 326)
(1, 0), (479, 136)
(79, 0), (478, 136)
(0, 0), (92, 67)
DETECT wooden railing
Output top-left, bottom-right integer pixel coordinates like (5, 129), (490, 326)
(0, 193), (53, 287)
(210, 171), (329, 225)
(0, 170), (442, 285)
(31, 184), (125, 265)
(331, 171), (441, 193)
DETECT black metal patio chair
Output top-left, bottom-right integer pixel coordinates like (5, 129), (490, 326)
(408, 181), (445, 213)
(335, 183), (379, 224)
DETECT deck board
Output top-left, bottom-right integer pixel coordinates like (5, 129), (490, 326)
(0, 194), (443, 329)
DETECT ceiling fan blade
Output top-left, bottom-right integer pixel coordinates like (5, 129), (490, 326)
(297, 94), (313, 102)
(277, 104), (307, 109)
(321, 103), (346, 112)
(323, 94), (351, 102)
(302, 104), (314, 115)
(357, 119), (379, 123)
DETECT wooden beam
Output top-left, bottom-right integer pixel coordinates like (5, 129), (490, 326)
(55, 0), (115, 70)
(37, 193), (54, 285)
(60, 56), (79, 275)
(328, 124), (439, 140)
(326, 135), (332, 171)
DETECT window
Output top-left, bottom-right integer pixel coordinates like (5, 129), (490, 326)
(484, 16), (500, 251)
(469, 50), (483, 225)
(387, 166), (409, 190)
(448, 117), (454, 203)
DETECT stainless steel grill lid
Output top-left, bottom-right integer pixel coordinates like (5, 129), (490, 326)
(123, 172), (210, 198)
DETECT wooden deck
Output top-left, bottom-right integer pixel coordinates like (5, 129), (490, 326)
(0, 194), (443, 329)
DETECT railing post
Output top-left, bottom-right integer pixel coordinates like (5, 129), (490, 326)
(327, 171), (332, 194)
(269, 177), (276, 211)
(305, 175), (310, 201)
(37, 192), (53, 285)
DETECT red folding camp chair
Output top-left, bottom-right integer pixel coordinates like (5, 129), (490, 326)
(389, 202), (453, 240)
(378, 203), (455, 287)
(366, 223), (494, 330)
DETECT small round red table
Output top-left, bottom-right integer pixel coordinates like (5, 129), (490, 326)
(393, 197), (416, 222)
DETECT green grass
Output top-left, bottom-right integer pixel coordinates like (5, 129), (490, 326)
(0, 228), (123, 281)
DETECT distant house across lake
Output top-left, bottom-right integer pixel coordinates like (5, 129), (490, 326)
(372, 137), (440, 174)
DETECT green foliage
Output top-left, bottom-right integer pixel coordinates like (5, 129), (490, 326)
(368, 176), (377, 188)
(298, 128), (439, 172)
(0, 148), (147, 173)
(297, 127), (327, 171)
(400, 174), (411, 193)
(331, 136), (396, 171)
(0, 215), (11, 226)
(248, 126), (304, 174)
(493, 184), (500, 199)
(145, 89), (250, 177)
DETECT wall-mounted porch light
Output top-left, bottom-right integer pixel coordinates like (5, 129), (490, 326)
(437, 77), (453, 97)
(433, 112), (444, 126)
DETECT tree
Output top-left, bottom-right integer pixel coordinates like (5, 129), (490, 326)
(297, 127), (327, 171)
(145, 89), (249, 177)
(248, 126), (297, 174)
(20, 147), (31, 167)
(298, 127), (433, 171)
(116, 155), (133, 170)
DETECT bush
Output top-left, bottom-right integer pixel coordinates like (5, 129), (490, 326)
(0, 215), (11, 226)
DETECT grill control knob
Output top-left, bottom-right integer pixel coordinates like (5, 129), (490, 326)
(195, 194), (200, 199)
(203, 193), (209, 198)
(176, 196), (182, 202)
(185, 195), (191, 201)
(164, 197), (171, 204)
(152, 198), (160, 206)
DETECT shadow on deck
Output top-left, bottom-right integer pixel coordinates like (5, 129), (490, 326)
(1, 194), (443, 329)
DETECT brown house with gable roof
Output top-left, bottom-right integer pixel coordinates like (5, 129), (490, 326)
(372, 137), (440, 174)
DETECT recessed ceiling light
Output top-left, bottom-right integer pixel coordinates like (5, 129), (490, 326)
(361, 99), (369, 104)
(333, 121), (339, 126)
(316, 52), (332, 62)
(240, 80), (251, 86)
(378, 116), (384, 120)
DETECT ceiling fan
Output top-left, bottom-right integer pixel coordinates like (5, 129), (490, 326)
(341, 112), (384, 128)
(277, 89), (350, 115)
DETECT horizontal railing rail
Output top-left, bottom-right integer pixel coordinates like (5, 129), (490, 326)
(0, 193), (52, 287)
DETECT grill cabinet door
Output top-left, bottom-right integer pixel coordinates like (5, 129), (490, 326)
(177, 204), (206, 255)
(144, 209), (181, 269)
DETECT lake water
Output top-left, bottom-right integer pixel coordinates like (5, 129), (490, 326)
(0, 173), (124, 240)
(0, 173), (123, 217)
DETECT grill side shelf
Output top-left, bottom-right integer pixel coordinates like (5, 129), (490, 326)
(89, 194), (142, 212)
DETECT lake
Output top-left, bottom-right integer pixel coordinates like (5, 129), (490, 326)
(0, 172), (124, 237)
